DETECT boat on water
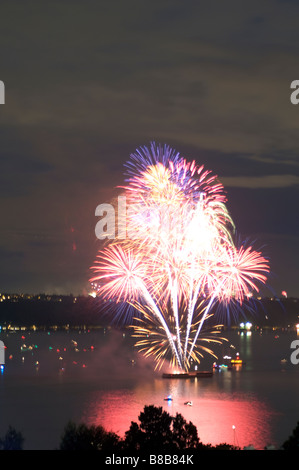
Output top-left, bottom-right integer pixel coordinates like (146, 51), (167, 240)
(184, 401), (193, 406)
(164, 395), (173, 401)
(213, 351), (244, 369)
(213, 363), (232, 370)
(230, 352), (243, 365)
(162, 371), (213, 379)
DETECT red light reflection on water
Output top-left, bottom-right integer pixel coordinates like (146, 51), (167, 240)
(81, 378), (275, 450)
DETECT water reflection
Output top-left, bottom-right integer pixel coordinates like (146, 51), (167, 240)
(0, 328), (297, 450)
(82, 375), (274, 449)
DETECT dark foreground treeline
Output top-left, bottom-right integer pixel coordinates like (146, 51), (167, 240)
(0, 295), (298, 328)
(1, 404), (299, 451)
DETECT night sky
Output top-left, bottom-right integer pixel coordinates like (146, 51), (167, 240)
(0, 1), (298, 297)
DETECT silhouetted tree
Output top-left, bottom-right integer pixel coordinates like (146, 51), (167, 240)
(213, 443), (240, 450)
(59, 421), (120, 451)
(282, 421), (299, 450)
(0, 426), (24, 450)
(172, 412), (199, 450)
(123, 420), (144, 451)
(125, 405), (173, 452)
(124, 405), (202, 453)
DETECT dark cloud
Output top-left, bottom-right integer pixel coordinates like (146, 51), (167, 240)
(0, 0), (298, 296)
(221, 174), (299, 189)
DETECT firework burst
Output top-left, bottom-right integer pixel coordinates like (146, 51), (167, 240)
(90, 143), (270, 371)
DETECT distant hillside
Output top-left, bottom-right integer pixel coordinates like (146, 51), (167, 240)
(0, 295), (104, 328)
